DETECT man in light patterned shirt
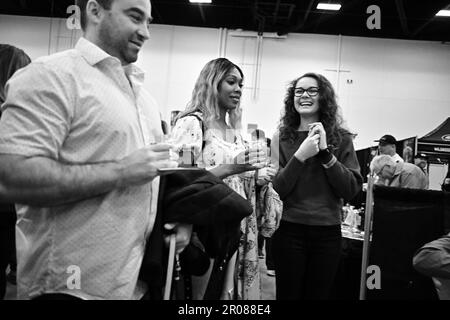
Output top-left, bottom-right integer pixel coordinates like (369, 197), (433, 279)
(0, 0), (190, 300)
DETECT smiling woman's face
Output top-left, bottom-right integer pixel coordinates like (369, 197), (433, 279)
(293, 77), (320, 117)
(218, 67), (243, 111)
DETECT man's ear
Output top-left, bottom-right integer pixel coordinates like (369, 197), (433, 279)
(85, 0), (104, 27)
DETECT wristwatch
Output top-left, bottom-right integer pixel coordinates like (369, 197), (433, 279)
(318, 148), (332, 160)
(317, 148), (336, 168)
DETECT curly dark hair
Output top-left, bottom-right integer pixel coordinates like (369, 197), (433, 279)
(278, 72), (349, 149)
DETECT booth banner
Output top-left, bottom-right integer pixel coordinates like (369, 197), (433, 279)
(418, 118), (450, 161)
(367, 186), (447, 300)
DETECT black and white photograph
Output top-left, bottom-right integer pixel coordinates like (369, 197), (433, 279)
(0, 0), (450, 307)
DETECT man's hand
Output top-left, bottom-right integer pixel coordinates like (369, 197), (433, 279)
(164, 223), (193, 254)
(117, 143), (178, 187)
(308, 122), (328, 150)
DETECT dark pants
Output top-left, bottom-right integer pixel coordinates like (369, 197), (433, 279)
(32, 294), (82, 300)
(265, 237), (275, 270)
(272, 221), (342, 300)
(33, 292), (149, 300)
(0, 206), (16, 300)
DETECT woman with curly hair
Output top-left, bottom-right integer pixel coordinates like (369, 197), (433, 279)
(270, 72), (362, 299)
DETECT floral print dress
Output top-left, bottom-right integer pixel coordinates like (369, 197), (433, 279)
(171, 113), (261, 300)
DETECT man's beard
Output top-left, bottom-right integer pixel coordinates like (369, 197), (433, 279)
(98, 23), (137, 64)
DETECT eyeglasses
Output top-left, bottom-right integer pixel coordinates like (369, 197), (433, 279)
(294, 87), (320, 97)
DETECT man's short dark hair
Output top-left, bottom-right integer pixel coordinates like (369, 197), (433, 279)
(375, 134), (397, 146)
(76, 0), (114, 30)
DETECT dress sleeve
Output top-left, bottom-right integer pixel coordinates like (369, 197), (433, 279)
(171, 115), (204, 166)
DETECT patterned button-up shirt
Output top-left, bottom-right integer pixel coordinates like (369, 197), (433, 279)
(0, 37), (162, 300)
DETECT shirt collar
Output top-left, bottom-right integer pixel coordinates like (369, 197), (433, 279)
(75, 37), (114, 66)
(75, 37), (145, 84)
(123, 63), (145, 85)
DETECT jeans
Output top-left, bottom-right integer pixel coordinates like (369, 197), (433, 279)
(272, 221), (342, 300)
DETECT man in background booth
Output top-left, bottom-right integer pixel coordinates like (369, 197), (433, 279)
(375, 134), (404, 163)
(370, 155), (428, 189)
(413, 233), (450, 299)
(443, 167), (450, 192)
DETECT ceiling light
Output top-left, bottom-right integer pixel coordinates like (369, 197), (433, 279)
(436, 9), (450, 17)
(189, 0), (212, 3)
(316, 3), (341, 11)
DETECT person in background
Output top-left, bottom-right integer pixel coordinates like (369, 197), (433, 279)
(403, 145), (413, 163)
(413, 234), (450, 278)
(413, 233), (450, 299)
(370, 154), (428, 189)
(259, 138), (278, 277)
(171, 58), (268, 300)
(414, 154), (429, 189)
(374, 134), (404, 163)
(271, 72), (362, 299)
(251, 133), (277, 276)
(414, 154), (428, 174)
(0, 0), (188, 300)
(0, 44), (31, 299)
(251, 129), (268, 259)
(442, 167), (450, 192)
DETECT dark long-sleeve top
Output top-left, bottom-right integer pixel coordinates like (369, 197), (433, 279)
(271, 130), (363, 226)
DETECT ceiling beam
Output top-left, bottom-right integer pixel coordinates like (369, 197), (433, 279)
(411, 19), (433, 37)
(410, 3), (446, 37)
(277, 0), (313, 35)
(152, 4), (164, 24)
(313, 0), (360, 32)
(394, 0), (410, 36)
(197, 4), (206, 23)
(272, 0), (281, 25)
